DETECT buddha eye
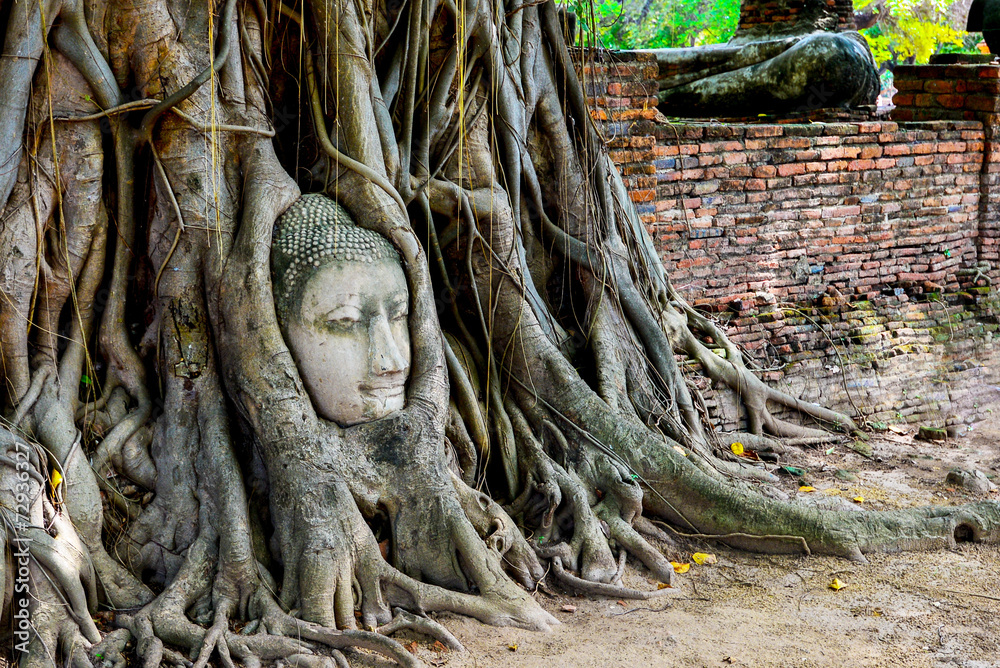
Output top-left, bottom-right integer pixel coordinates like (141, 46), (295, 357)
(322, 308), (361, 330)
(389, 300), (408, 321)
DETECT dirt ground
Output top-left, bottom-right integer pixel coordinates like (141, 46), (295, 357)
(401, 418), (1000, 668)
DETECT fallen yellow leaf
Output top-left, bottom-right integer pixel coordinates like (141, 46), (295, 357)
(799, 486), (816, 492)
(691, 552), (717, 565)
(829, 578), (847, 591)
(853, 495), (865, 504)
(657, 582), (672, 589)
(730, 442), (744, 456)
(670, 562), (690, 574)
(51, 470), (63, 488)
(508, 644), (518, 651)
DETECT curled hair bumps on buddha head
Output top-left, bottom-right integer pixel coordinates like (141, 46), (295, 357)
(271, 194), (401, 323)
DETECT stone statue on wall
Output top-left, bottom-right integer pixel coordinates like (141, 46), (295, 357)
(967, 0), (1000, 54)
(272, 194), (410, 425)
(638, 0), (880, 117)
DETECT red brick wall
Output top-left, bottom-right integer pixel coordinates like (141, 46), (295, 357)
(651, 121), (985, 306)
(737, 0), (856, 33)
(893, 64), (1000, 276)
(576, 51), (1000, 428)
(577, 52), (663, 218)
(892, 64), (1000, 122)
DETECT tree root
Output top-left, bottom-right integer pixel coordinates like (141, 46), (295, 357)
(378, 608), (465, 652)
(550, 556), (669, 600)
(4, 3), (1000, 667)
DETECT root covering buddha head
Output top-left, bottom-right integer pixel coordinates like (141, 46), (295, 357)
(272, 194), (410, 425)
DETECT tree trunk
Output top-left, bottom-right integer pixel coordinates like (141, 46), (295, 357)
(0, 0), (997, 665)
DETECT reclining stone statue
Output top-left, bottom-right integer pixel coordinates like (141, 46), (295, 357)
(272, 194), (410, 425)
(636, 0), (880, 116)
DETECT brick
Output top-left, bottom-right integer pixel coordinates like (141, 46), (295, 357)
(777, 163), (807, 177)
(893, 93), (915, 107)
(936, 94), (966, 109)
(967, 95), (1000, 112)
(774, 137), (812, 149)
(894, 79), (925, 92)
(746, 126), (783, 138)
(924, 80), (954, 94)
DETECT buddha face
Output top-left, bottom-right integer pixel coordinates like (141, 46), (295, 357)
(284, 258), (411, 426)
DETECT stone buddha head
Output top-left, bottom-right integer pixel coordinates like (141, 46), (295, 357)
(272, 194), (410, 426)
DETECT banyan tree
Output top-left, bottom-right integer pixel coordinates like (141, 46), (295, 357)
(0, 0), (997, 665)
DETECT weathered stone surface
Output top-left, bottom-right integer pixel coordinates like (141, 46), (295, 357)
(631, 0), (876, 118)
(945, 468), (997, 493)
(650, 33), (879, 117)
(917, 426), (949, 441)
(834, 470), (859, 482)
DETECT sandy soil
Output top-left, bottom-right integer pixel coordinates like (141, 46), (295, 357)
(399, 419), (1000, 668)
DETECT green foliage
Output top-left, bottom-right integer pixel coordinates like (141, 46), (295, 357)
(856, 0), (967, 69)
(566, 0), (740, 49)
(564, 0), (971, 65)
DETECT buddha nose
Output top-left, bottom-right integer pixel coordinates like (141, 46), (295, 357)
(370, 314), (408, 375)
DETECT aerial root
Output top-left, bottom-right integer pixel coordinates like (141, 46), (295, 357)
(599, 512), (675, 585)
(666, 302), (860, 438)
(191, 609), (235, 668)
(90, 628), (131, 668)
(549, 556), (669, 600)
(378, 608), (465, 651)
(11, 366), (50, 427)
(122, 608), (165, 668)
(24, 525), (101, 643)
(117, 586), (424, 668)
(451, 471), (544, 587)
(505, 411), (618, 582)
(282, 654), (345, 668)
(255, 594), (420, 667)
(632, 516), (679, 548)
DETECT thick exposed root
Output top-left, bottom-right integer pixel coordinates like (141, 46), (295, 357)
(569, 387), (1000, 560)
(378, 609), (465, 652)
(550, 555), (667, 600)
(3, 1), (1000, 667)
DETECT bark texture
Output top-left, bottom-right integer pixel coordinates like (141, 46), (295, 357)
(0, 0), (997, 666)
